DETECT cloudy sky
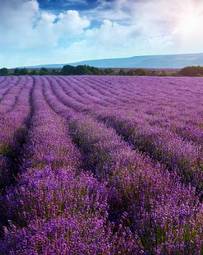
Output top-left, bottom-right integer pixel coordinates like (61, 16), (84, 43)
(1, 0), (203, 67)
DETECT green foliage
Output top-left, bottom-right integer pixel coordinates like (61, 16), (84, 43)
(60, 65), (103, 75)
(159, 70), (167, 76)
(4, 65), (203, 77)
(127, 68), (147, 76)
(14, 68), (28, 75)
(29, 69), (37, 75)
(179, 66), (203, 76)
(60, 65), (76, 75)
(39, 68), (49, 75)
(104, 68), (113, 75)
(0, 68), (9, 76)
(119, 69), (127, 75)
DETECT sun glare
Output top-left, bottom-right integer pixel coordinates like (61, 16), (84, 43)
(175, 3), (203, 37)
(179, 14), (199, 34)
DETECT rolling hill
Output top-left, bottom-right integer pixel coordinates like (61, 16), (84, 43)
(27, 53), (203, 69)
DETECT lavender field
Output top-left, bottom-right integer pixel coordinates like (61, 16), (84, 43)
(0, 75), (202, 255)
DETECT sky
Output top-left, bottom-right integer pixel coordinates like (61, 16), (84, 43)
(0, 0), (203, 67)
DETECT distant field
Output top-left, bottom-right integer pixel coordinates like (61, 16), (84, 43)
(0, 75), (202, 254)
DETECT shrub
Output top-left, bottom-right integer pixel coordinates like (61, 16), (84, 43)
(0, 68), (9, 76)
(127, 69), (147, 76)
(14, 68), (28, 75)
(179, 66), (203, 76)
(60, 65), (102, 75)
(39, 68), (49, 75)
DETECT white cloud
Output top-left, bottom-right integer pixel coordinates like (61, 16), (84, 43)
(57, 10), (90, 34)
(0, 0), (203, 67)
(0, 0), (90, 50)
(105, 0), (203, 52)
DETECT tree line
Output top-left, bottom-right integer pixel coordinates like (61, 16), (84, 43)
(1, 65), (203, 76)
(0, 65), (113, 76)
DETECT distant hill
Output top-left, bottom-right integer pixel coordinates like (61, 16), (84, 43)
(27, 53), (203, 69)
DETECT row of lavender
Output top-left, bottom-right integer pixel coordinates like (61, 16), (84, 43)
(44, 76), (203, 254)
(0, 76), (32, 189)
(0, 75), (202, 254)
(0, 77), (142, 254)
(51, 76), (203, 195)
(67, 76), (203, 137)
(50, 76), (203, 145)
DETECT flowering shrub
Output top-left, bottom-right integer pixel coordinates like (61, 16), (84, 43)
(0, 76), (202, 254)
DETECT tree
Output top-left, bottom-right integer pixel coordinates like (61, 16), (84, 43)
(179, 66), (203, 76)
(14, 68), (28, 75)
(52, 69), (60, 75)
(60, 65), (102, 75)
(60, 65), (76, 75)
(39, 67), (49, 75)
(126, 68), (147, 76)
(104, 68), (113, 75)
(133, 68), (147, 76)
(159, 70), (167, 76)
(0, 68), (9, 76)
(29, 69), (37, 75)
(118, 69), (126, 76)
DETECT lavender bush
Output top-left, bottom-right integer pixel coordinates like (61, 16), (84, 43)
(0, 75), (202, 254)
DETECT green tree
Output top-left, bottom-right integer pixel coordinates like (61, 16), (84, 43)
(126, 68), (147, 76)
(179, 66), (203, 76)
(118, 69), (126, 75)
(29, 69), (37, 75)
(60, 65), (102, 75)
(60, 65), (76, 75)
(0, 68), (9, 76)
(14, 68), (28, 75)
(104, 68), (114, 75)
(39, 67), (49, 75)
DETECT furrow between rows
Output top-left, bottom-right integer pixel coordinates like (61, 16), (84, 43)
(43, 76), (203, 254)
(0, 76), (142, 255)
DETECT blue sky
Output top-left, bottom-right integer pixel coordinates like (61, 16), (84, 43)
(38, 0), (99, 11)
(0, 0), (203, 67)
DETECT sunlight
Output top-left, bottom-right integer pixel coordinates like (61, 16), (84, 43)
(175, 3), (203, 37)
